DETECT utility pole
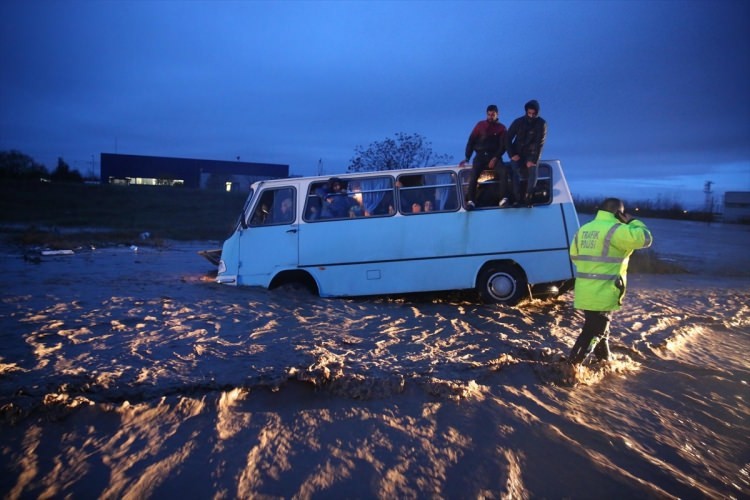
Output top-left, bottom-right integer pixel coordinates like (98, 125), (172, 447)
(704, 180), (714, 213)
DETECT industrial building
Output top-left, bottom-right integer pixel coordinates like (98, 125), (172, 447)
(723, 191), (750, 223)
(100, 153), (288, 191)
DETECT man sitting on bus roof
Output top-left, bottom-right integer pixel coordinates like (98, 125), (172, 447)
(459, 104), (509, 210)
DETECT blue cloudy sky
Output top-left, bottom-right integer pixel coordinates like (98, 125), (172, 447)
(2, 0), (748, 208)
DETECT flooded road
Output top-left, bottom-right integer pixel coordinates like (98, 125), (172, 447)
(1, 218), (749, 498)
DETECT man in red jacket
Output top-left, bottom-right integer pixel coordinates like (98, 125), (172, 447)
(459, 104), (508, 210)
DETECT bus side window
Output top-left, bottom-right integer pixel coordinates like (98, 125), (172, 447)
(355, 176), (394, 217)
(397, 174), (424, 214)
(271, 187), (295, 224)
(397, 172), (458, 214)
(430, 172), (459, 211)
(250, 191), (273, 225)
(250, 187), (295, 226)
(346, 181), (364, 217)
(304, 182), (326, 221)
(532, 163), (553, 204)
(305, 177), (395, 221)
(371, 190), (395, 215)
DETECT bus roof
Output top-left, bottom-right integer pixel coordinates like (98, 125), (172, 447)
(249, 160), (563, 191)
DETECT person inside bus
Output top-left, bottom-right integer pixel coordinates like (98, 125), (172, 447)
(250, 190), (275, 225)
(316, 177), (353, 218)
(398, 176), (429, 214)
(271, 195), (294, 224)
(251, 203), (270, 225)
(423, 200), (434, 212)
(346, 182), (363, 217)
(349, 198), (364, 217)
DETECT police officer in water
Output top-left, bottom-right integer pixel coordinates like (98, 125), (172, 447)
(568, 197), (653, 364)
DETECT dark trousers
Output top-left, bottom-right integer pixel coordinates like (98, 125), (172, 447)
(510, 159), (538, 203)
(569, 310), (611, 364)
(467, 153), (507, 204)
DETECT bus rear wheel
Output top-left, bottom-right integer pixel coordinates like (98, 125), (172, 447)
(477, 264), (528, 305)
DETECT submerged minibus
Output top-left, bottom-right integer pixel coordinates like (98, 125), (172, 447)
(213, 161), (580, 305)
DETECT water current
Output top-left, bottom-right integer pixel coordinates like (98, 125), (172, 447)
(1, 218), (748, 498)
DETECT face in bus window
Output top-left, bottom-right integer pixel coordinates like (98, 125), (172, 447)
(424, 200), (433, 212)
(279, 197), (292, 218)
(412, 202), (422, 213)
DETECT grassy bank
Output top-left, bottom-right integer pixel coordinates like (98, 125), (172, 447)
(0, 181), (246, 244)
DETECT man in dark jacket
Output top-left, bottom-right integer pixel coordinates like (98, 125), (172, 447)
(506, 99), (547, 207)
(459, 104), (508, 209)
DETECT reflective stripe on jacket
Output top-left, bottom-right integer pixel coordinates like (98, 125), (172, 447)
(570, 210), (653, 311)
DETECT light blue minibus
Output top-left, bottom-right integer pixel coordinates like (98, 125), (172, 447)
(215, 161), (579, 305)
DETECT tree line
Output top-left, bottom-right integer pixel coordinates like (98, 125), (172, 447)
(0, 150), (83, 183)
(1, 144), (721, 222)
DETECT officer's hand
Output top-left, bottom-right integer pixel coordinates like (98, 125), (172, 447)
(616, 211), (634, 224)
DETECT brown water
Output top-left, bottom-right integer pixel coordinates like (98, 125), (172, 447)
(1, 218), (749, 498)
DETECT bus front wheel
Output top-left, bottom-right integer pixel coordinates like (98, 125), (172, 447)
(477, 264), (528, 305)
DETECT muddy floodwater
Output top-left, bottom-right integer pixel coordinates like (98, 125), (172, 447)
(1, 218), (749, 498)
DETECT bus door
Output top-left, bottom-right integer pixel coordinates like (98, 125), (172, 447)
(238, 186), (298, 286)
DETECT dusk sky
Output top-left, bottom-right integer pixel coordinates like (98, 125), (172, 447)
(2, 0), (748, 208)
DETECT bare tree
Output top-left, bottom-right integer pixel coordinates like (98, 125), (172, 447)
(347, 133), (453, 172)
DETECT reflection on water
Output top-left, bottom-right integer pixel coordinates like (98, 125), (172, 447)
(0, 239), (749, 498)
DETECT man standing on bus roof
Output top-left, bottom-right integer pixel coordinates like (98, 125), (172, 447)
(506, 99), (546, 207)
(459, 104), (508, 210)
(567, 198), (653, 365)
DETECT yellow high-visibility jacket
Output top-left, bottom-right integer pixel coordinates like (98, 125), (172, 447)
(570, 210), (653, 311)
